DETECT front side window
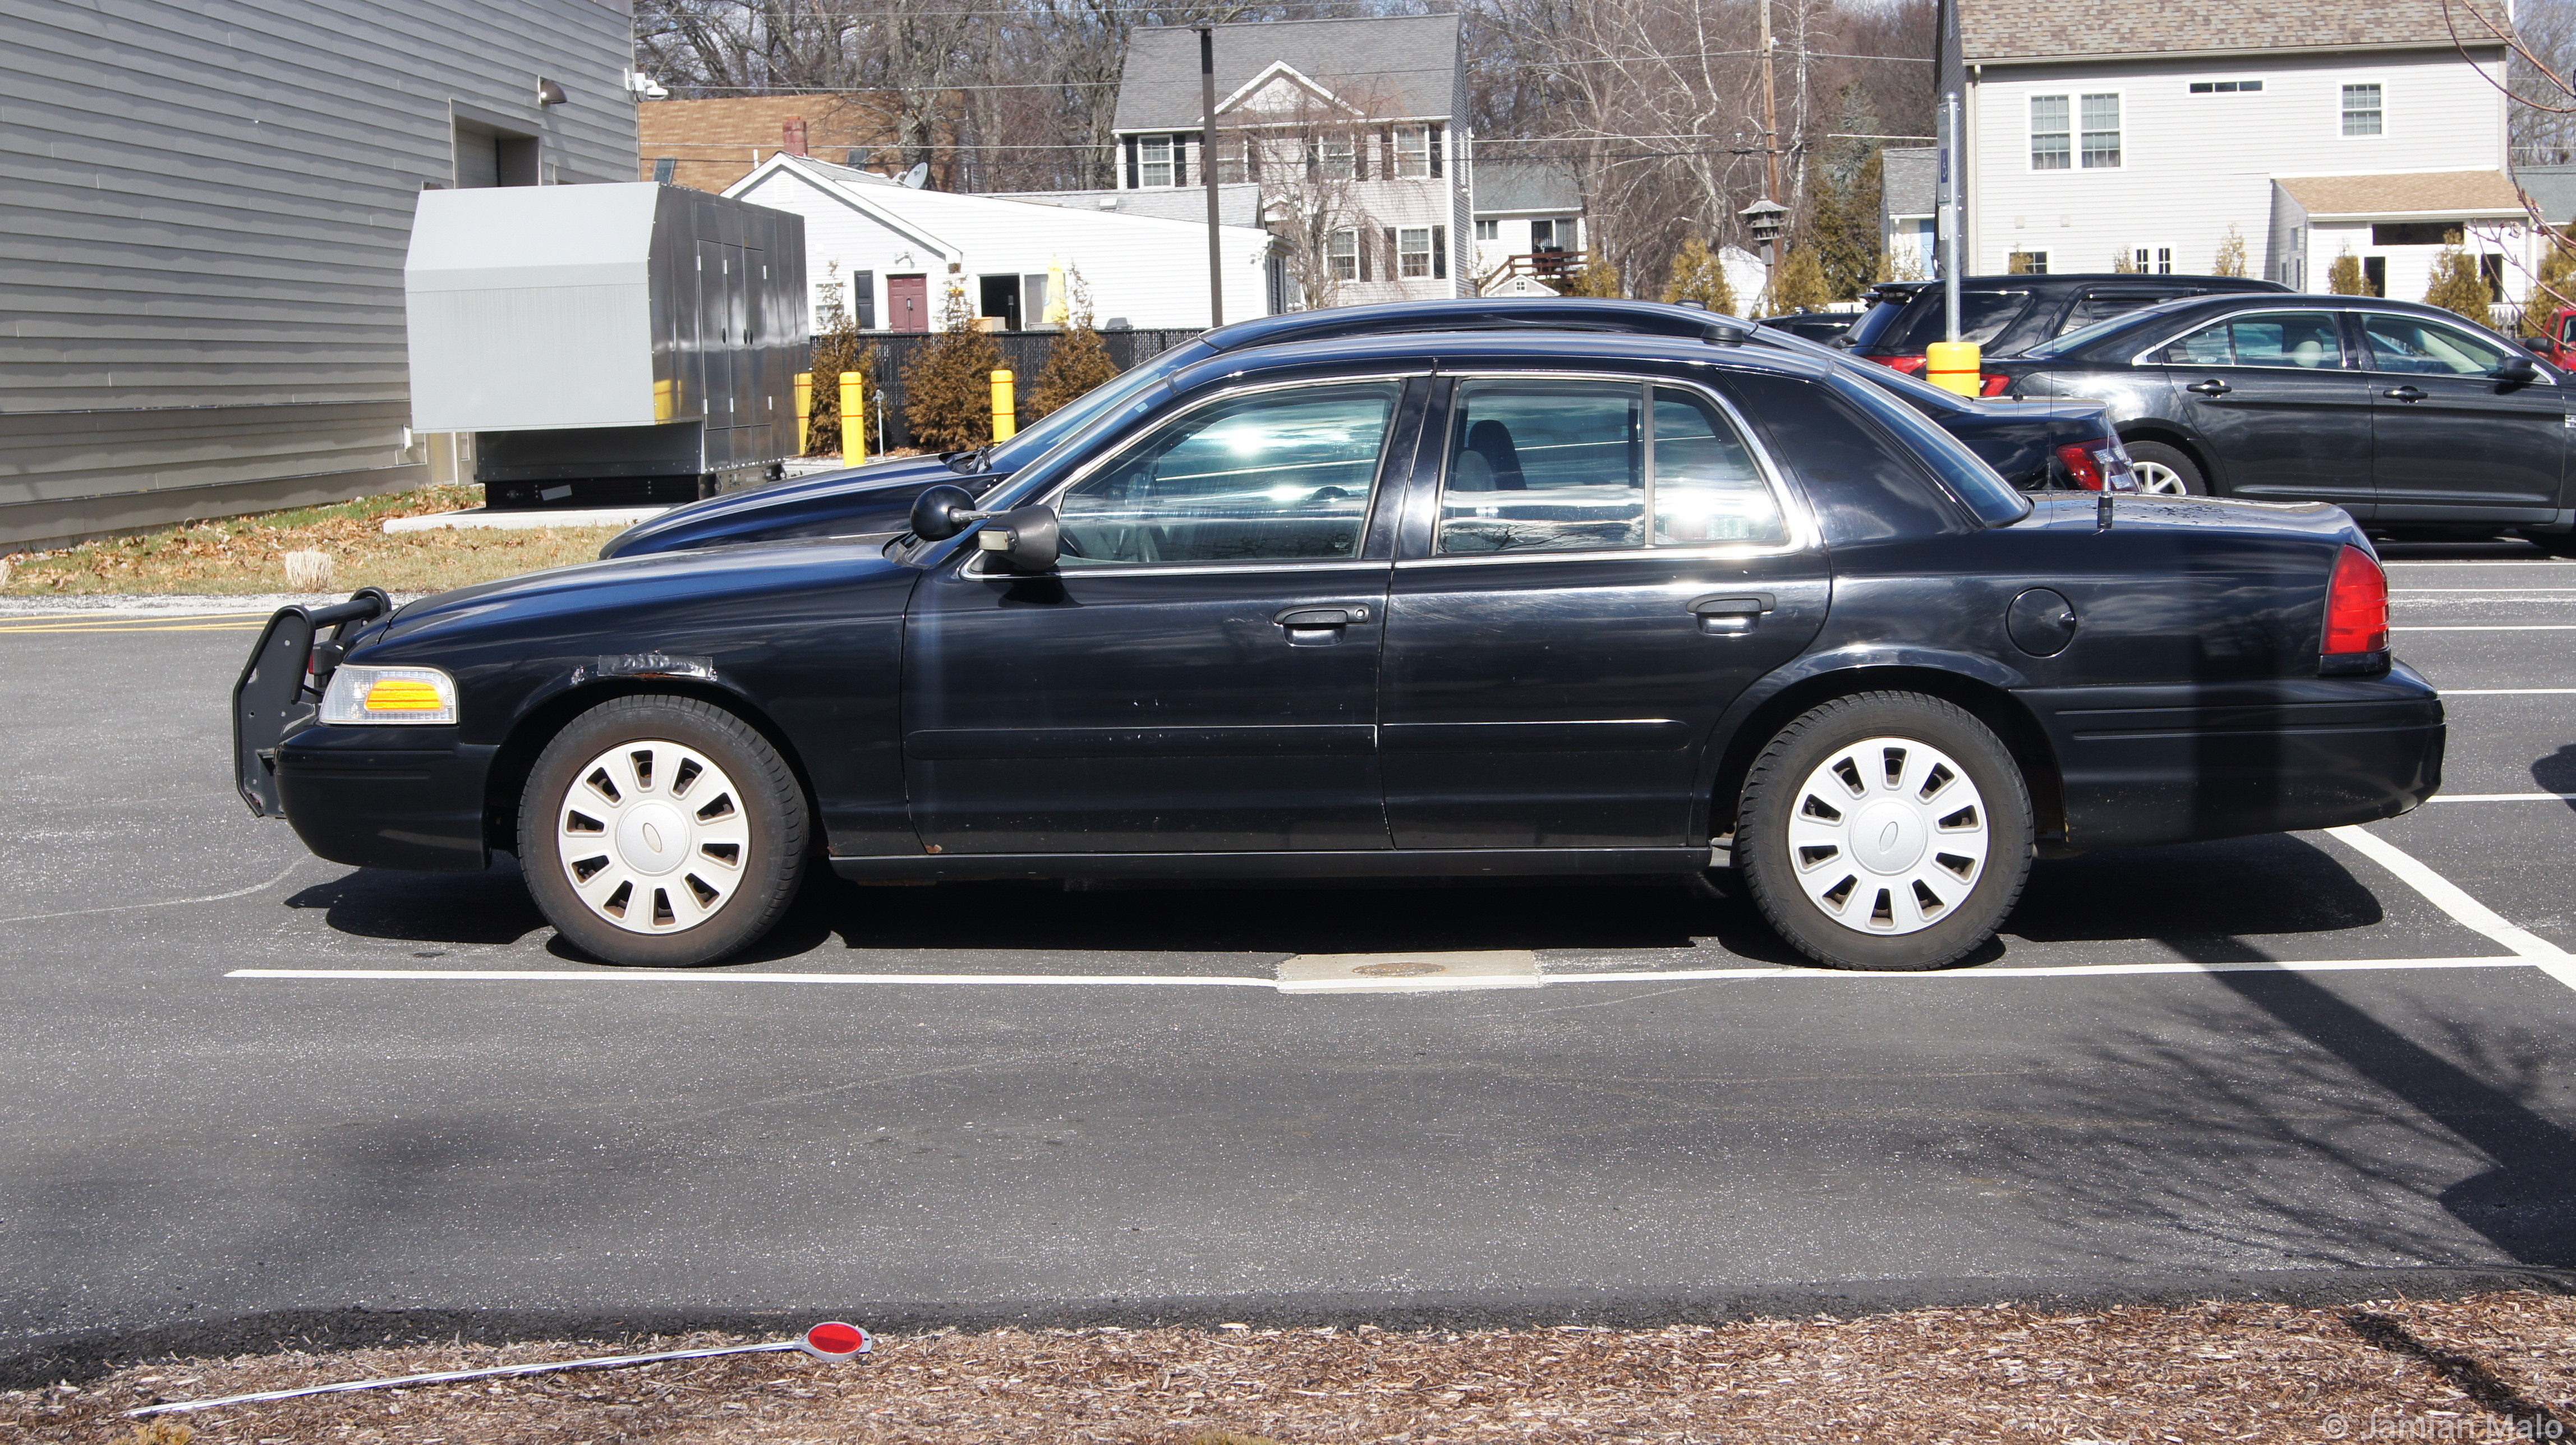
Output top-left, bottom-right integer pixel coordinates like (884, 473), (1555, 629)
(2359, 313), (2514, 376)
(2155, 310), (2345, 369)
(1437, 379), (1785, 555)
(2031, 95), (2070, 169)
(1394, 125), (1432, 177)
(1139, 135), (1174, 187)
(2081, 93), (2122, 168)
(2343, 82), (2383, 136)
(1053, 382), (1401, 567)
(1398, 227), (1433, 278)
(1328, 228), (1359, 282)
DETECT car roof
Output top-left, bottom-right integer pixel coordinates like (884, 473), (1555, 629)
(1165, 325), (1830, 394)
(1867, 274), (2289, 300)
(1198, 297), (1752, 354)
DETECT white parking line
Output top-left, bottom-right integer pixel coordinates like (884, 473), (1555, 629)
(2427, 793), (2576, 803)
(2326, 826), (2576, 992)
(2393, 587), (2576, 593)
(2384, 559), (2576, 566)
(2439, 689), (2576, 696)
(2393, 625), (2576, 632)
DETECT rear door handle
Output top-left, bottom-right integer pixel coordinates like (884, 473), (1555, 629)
(1687, 593), (1774, 634)
(2384, 385), (2428, 402)
(2184, 379), (2232, 397)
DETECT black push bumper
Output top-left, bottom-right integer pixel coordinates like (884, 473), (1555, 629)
(2020, 664), (2446, 849)
(231, 588), (394, 817)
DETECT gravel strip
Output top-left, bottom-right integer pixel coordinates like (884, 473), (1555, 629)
(10, 1292), (2572, 1442)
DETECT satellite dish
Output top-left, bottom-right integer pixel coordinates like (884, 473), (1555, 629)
(900, 162), (930, 189)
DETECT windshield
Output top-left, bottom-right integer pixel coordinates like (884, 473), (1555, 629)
(978, 338), (1216, 481)
(2021, 298), (2200, 360)
(1825, 371), (2032, 527)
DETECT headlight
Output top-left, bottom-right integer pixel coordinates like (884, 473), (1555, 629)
(320, 665), (459, 725)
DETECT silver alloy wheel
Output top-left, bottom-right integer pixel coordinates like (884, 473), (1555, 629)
(2133, 461), (2189, 495)
(1784, 735), (1991, 937)
(555, 738), (751, 935)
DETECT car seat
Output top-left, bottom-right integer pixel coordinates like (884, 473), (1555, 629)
(1460, 419), (1526, 490)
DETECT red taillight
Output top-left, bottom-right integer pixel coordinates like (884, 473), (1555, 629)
(2055, 442), (2105, 490)
(2324, 545), (2390, 656)
(1980, 373), (2012, 397)
(1882, 355), (1928, 375)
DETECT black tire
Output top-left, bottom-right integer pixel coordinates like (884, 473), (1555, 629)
(2124, 440), (2207, 496)
(519, 695), (809, 967)
(1736, 692), (2034, 972)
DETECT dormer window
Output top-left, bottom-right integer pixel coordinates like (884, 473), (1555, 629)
(1139, 135), (1175, 187)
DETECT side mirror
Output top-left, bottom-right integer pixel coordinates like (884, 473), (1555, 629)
(909, 484), (978, 540)
(2498, 353), (2541, 384)
(973, 504), (1060, 572)
(2524, 337), (2552, 354)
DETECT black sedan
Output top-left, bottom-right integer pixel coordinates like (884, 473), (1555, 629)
(601, 298), (2129, 561)
(1988, 294), (2576, 546)
(235, 328), (2442, 974)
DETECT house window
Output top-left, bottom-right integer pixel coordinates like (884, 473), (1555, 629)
(2080, 94), (2122, 168)
(1319, 134), (1355, 181)
(1139, 135), (1174, 187)
(2362, 256), (2387, 296)
(1217, 137), (1257, 183)
(2008, 249), (2050, 275)
(1532, 217), (1575, 251)
(1475, 219), (1499, 241)
(2343, 83), (2383, 136)
(2189, 80), (2264, 94)
(2132, 246), (2173, 274)
(1398, 227), (1434, 278)
(1394, 125), (1432, 178)
(1330, 228), (1360, 282)
(2031, 95), (2070, 170)
(652, 157), (677, 184)
(2482, 254), (2505, 302)
(2372, 222), (2460, 246)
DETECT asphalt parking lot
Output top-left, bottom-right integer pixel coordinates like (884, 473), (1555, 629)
(4, 553), (2575, 1380)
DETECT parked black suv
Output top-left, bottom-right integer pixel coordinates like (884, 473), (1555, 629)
(1846, 274), (2291, 381)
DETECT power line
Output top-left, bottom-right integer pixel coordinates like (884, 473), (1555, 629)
(642, 49), (1934, 94)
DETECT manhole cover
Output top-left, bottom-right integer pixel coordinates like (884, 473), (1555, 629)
(1352, 960), (1447, 977)
(1275, 950), (1541, 993)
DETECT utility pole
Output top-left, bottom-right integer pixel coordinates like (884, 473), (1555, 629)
(1757, 0), (1781, 204)
(1197, 24), (1224, 329)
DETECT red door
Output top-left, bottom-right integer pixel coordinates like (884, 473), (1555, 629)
(887, 274), (929, 333)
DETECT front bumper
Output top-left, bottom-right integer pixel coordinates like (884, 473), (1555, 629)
(2020, 664), (2446, 849)
(274, 727), (495, 872)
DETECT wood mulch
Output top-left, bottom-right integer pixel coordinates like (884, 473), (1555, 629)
(8, 1291), (2573, 1443)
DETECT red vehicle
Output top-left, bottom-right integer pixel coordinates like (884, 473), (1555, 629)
(2525, 306), (2576, 368)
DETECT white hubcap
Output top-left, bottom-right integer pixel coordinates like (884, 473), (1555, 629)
(556, 739), (750, 935)
(1785, 737), (1990, 936)
(2133, 462), (2189, 495)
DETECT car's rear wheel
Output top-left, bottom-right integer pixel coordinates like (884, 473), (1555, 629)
(1736, 692), (2033, 972)
(2125, 441), (2206, 496)
(519, 695), (808, 967)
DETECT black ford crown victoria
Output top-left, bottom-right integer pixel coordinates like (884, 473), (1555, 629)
(236, 328), (2444, 973)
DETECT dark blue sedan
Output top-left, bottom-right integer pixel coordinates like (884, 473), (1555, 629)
(235, 326), (2443, 973)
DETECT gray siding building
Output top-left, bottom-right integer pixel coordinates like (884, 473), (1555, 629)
(1, 0), (641, 550)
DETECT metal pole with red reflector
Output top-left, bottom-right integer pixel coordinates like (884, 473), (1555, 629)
(126, 1322), (873, 1418)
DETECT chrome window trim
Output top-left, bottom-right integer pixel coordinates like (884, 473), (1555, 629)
(2124, 305), (2355, 369)
(960, 555), (1386, 581)
(995, 371), (1424, 576)
(1425, 368), (1818, 560)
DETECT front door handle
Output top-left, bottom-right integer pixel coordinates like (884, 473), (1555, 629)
(2184, 379), (2232, 397)
(1687, 593), (1774, 634)
(1273, 604), (1368, 646)
(2384, 385), (2429, 402)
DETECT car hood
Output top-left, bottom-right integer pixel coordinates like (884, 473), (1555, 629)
(599, 454), (995, 559)
(370, 533), (913, 653)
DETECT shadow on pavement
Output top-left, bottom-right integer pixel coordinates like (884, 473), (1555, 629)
(2531, 745), (2576, 809)
(2002, 834), (2383, 954)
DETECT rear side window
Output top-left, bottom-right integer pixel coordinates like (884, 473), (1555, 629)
(2158, 310), (2346, 370)
(1721, 371), (1963, 545)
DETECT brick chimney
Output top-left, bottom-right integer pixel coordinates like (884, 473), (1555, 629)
(781, 116), (809, 157)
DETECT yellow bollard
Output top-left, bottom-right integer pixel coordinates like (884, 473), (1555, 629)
(794, 371), (812, 453)
(990, 368), (1016, 442)
(839, 373), (866, 467)
(1925, 340), (1982, 398)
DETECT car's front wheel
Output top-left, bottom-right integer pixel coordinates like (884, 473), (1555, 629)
(519, 695), (809, 967)
(1736, 692), (2034, 972)
(2124, 440), (2207, 496)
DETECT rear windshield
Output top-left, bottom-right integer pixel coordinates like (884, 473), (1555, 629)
(1844, 294), (1918, 350)
(1863, 289), (2033, 356)
(1825, 371), (2033, 527)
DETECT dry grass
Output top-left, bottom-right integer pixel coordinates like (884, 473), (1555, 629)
(0, 486), (627, 597)
(8, 1292), (2573, 1443)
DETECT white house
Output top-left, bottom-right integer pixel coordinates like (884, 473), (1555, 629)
(724, 152), (1273, 332)
(1960, 0), (2533, 310)
(1109, 15), (1472, 307)
(1470, 160), (1586, 290)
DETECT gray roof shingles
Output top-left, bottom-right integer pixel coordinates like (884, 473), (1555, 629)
(1963, 0), (2502, 62)
(1471, 160), (1580, 214)
(1114, 15), (1460, 131)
